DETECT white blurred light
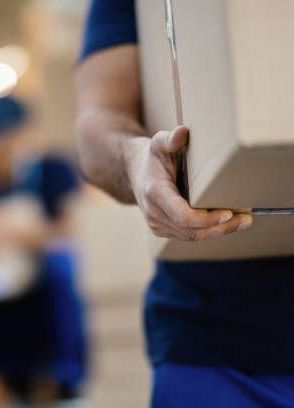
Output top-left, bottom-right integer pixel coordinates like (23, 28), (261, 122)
(0, 45), (30, 79)
(0, 63), (18, 97)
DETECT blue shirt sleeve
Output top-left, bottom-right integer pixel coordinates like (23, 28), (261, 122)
(80, 0), (137, 60)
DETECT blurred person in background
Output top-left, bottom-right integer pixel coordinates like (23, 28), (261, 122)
(0, 96), (87, 407)
(76, 1), (294, 408)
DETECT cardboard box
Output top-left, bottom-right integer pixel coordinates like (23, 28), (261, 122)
(136, 0), (294, 260)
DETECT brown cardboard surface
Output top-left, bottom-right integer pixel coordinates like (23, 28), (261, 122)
(137, 0), (294, 260)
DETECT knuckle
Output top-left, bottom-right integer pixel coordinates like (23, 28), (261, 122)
(145, 206), (157, 223)
(150, 132), (161, 151)
(144, 182), (158, 200)
(175, 214), (190, 228)
(151, 131), (168, 153)
(196, 212), (216, 228)
(145, 211), (154, 223)
(143, 198), (151, 211)
(202, 215), (217, 228)
(224, 225), (238, 235)
(221, 222), (236, 234)
(146, 216), (161, 232)
(186, 230), (200, 241)
(152, 228), (167, 238)
(148, 221), (158, 231)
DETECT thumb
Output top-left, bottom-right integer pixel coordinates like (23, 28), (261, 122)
(167, 126), (189, 152)
(151, 126), (189, 155)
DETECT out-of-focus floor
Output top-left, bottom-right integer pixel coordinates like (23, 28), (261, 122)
(76, 192), (152, 408)
(87, 290), (150, 407)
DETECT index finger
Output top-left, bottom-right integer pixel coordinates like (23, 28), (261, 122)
(152, 181), (233, 229)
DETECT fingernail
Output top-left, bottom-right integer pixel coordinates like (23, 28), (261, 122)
(219, 211), (233, 223)
(238, 215), (253, 231)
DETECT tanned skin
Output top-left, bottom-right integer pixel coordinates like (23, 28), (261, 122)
(76, 45), (252, 242)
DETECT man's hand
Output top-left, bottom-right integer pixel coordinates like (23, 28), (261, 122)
(126, 126), (253, 241)
(76, 46), (252, 241)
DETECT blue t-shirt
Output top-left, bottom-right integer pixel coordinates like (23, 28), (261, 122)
(81, 0), (294, 374)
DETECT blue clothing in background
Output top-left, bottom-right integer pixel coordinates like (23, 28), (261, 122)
(0, 248), (86, 391)
(41, 247), (87, 390)
(19, 155), (80, 219)
(0, 97), (28, 134)
(0, 156), (86, 391)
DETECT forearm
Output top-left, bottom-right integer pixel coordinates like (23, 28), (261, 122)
(76, 105), (148, 203)
(75, 46), (251, 241)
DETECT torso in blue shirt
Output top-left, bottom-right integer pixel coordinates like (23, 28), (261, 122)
(81, 0), (294, 374)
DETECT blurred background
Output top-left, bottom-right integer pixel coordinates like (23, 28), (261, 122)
(0, 0), (152, 406)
